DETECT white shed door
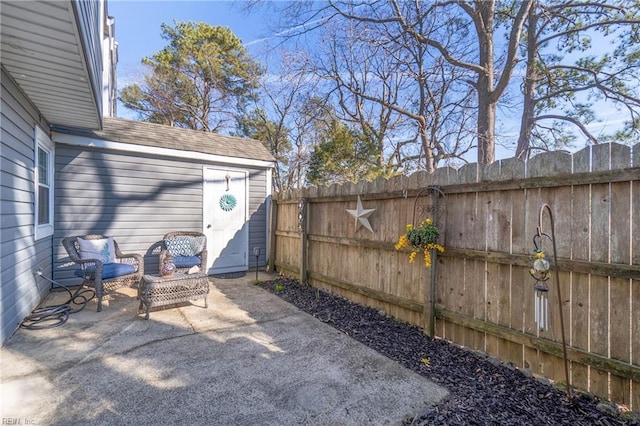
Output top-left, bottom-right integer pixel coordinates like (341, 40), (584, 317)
(203, 168), (248, 274)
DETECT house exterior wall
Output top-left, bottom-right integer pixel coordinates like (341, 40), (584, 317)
(0, 68), (53, 344)
(53, 144), (270, 285)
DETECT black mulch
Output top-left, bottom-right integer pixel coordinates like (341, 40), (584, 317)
(256, 277), (640, 426)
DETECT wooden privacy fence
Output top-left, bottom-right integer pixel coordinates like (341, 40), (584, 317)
(270, 143), (640, 411)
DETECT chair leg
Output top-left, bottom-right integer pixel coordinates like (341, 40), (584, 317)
(95, 283), (103, 312)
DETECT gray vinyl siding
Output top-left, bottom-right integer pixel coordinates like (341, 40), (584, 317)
(54, 144), (271, 284)
(54, 146), (202, 284)
(248, 169), (269, 265)
(0, 68), (53, 345)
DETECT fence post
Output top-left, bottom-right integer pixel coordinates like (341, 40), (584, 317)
(298, 197), (308, 283)
(268, 197), (278, 273)
(417, 186), (444, 338)
(424, 250), (438, 337)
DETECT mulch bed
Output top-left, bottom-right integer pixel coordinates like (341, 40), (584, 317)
(257, 277), (640, 425)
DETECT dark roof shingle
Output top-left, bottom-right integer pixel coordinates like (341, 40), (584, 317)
(55, 117), (275, 163)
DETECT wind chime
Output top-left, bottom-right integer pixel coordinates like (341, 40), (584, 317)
(531, 204), (571, 398)
(530, 233), (551, 331)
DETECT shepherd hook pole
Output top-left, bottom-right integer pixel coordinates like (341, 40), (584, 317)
(538, 204), (571, 398)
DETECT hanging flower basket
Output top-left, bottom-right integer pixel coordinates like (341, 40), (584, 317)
(395, 218), (444, 267)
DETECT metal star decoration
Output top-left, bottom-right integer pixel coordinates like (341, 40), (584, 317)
(346, 195), (376, 233)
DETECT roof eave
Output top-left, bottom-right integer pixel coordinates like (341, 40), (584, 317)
(0, 0), (102, 129)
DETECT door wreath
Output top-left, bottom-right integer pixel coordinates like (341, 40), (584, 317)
(219, 193), (237, 212)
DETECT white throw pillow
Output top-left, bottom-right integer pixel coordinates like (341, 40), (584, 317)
(77, 237), (116, 264)
(190, 236), (206, 255)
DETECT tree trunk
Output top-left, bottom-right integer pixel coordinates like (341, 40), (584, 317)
(477, 93), (496, 165)
(419, 118), (436, 173)
(516, 5), (538, 160)
(476, 1), (495, 165)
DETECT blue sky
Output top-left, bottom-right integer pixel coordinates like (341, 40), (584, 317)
(108, 1), (271, 118)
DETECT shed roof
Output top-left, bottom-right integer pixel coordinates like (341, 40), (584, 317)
(54, 117), (275, 163)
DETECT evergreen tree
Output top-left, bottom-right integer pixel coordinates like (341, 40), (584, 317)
(120, 21), (263, 133)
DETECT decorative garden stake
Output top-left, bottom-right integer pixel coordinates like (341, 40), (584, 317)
(532, 204), (571, 398)
(253, 247), (261, 282)
(530, 233), (551, 331)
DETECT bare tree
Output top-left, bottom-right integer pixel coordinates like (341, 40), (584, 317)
(323, 0), (532, 165)
(291, 4), (476, 173)
(238, 51), (328, 190)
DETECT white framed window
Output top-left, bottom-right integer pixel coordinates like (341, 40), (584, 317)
(34, 126), (54, 240)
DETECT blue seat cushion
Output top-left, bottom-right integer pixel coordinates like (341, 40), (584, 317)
(75, 262), (136, 280)
(173, 256), (201, 268)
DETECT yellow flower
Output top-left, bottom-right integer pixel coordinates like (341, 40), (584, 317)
(421, 357), (431, 366)
(406, 224), (413, 231)
(395, 234), (409, 250)
(425, 218), (432, 225)
(535, 251), (545, 259)
(426, 242), (445, 253)
(423, 249), (432, 267)
(409, 251), (417, 263)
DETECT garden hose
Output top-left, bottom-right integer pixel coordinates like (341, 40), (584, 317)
(20, 272), (95, 330)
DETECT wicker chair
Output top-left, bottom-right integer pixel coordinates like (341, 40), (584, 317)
(62, 235), (144, 312)
(160, 231), (207, 272)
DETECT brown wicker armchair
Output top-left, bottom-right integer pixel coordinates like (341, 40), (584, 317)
(160, 231), (207, 273)
(62, 235), (144, 312)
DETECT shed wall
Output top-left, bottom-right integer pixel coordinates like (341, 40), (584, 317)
(53, 144), (269, 284)
(248, 169), (269, 266)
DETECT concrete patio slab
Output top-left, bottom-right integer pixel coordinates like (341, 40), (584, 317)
(1, 272), (447, 425)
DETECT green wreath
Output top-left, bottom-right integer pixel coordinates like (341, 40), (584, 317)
(219, 193), (237, 212)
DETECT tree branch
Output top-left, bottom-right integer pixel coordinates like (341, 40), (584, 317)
(535, 114), (600, 144)
(493, 0), (533, 100)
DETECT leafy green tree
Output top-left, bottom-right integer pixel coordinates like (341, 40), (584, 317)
(306, 120), (380, 185)
(119, 21), (263, 132)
